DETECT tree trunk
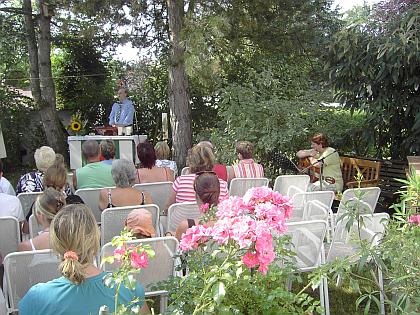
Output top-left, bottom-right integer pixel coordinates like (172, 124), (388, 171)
(22, 0), (67, 158)
(37, 0), (67, 157)
(166, 0), (191, 171)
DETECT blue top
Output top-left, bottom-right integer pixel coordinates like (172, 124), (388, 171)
(109, 99), (135, 126)
(18, 272), (145, 315)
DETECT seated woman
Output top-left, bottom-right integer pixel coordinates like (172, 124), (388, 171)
(18, 204), (149, 314)
(99, 159), (152, 211)
(296, 133), (343, 192)
(136, 141), (174, 184)
(231, 141), (264, 179)
(18, 188), (66, 251)
(165, 145), (228, 212)
(125, 208), (156, 239)
(197, 141), (231, 182)
(175, 172), (220, 240)
(155, 141), (178, 175)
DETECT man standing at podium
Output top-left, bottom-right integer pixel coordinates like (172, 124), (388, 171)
(109, 88), (135, 135)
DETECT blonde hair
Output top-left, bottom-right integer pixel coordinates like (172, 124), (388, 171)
(236, 141), (254, 159)
(50, 204), (100, 285)
(154, 141), (170, 160)
(34, 188), (66, 223)
(188, 145), (215, 173)
(34, 146), (56, 172)
(43, 160), (67, 191)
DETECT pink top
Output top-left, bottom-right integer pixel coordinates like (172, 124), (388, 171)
(232, 159), (264, 178)
(172, 174), (229, 203)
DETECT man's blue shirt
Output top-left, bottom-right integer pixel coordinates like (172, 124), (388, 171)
(109, 99), (135, 126)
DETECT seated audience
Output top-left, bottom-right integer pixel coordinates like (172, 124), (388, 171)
(231, 141), (264, 178)
(197, 141), (231, 182)
(155, 141), (178, 175)
(16, 146), (56, 194)
(18, 188), (66, 251)
(100, 139), (116, 165)
(99, 159), (152, 211)
(18, 204), (148, 314)
(165, 145), (228, 211)
(125, 208), (156, 239)
(175, 172), (220, 240)
(73, 140), (115, 189)
(0, 186), (24, 222)
(0, 160), (15, 195)
(136, 141), (174, 184)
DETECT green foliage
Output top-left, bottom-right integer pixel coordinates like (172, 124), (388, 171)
(326, 5), (420, 158)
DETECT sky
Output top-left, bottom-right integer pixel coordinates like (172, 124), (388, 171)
(115, 0), (381, 62)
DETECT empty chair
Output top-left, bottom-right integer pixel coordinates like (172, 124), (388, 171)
(3, 249), (61, 313)
(17, 192), (42, 218)
(28, 215), (43, 239)
(290, 191), (335, 222)
(101, 204), (160, 245)
(133, 182), (172, 213)
(166, 202), (200, 234)
(273, 175), (310, 197)
(75, 187), (115, 223)
(101, 236), (178, 312)
(229, 178), (269, 197)
(0, 217), (20, 258)
(285, 220), (329, 315)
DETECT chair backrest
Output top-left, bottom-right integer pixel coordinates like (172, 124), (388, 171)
(336, 187), (381, 220)
(28, 214), (43, 239)
(3, 249), (61, 313)
(166, 202), (200, 233)
(229, 178), (269, 197)
(101, 236), (179, 291)
(273, 175), (310, 196)
(180, 167), (190, 175)
(75, 187), (115, 223)
(285, 220), (328, 270)
(291, 191), (335, 221)
(340, 157), (381, 187)
(101, 204), (160, 245)
(0, 216), (20, 258)
(17, 192), (42, 218)
(132, 182), (172, 213)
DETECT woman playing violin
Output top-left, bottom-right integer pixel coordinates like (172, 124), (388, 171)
(296, 133), (343, 192)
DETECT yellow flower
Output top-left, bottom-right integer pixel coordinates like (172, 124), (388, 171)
(70, 121), (81, 132)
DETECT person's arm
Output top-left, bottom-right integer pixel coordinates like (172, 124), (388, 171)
(122, 101), (135, 125)
(175, 219), (190, 240)
(143, 191), (153, 204)
(226, 166), (235, 184)
(18, 240), (33, 252)
(296, 149), (316, 159)
(98, 189), (108, 211)
(167, 167), (175, 182)
(72, 170), (78, 190)
(109, 103), (116, 126)
(164, 190), (176, 215)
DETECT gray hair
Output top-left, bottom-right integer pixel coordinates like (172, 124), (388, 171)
(34, 146), (56, 172)
(99, 140), (115, 160)
(82, 141), (99, 159)
(111, 159), (137, 188)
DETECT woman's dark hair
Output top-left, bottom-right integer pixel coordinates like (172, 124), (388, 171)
(137, 141), (157, 169)
(311, 133), (329, 147)
(194, 172), (220, 206)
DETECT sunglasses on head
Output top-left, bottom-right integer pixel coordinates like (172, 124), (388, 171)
(195, 171), (216, 176)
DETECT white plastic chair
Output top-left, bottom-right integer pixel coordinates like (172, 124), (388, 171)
(229, 178), (269, 197)
(28, 215), (43, 239)
(285, 220), (329, 315)
(75, 187), (115, 223)
(290, 191), (335, 222)
(132, 182), (172, 213)
(0, 288), (6, 315)
(180, 167), (190, 175)
(0, 217), (20, 258)
(166, 202), (200, 234)
(101, 204), (160, 245)
(326, 212), (389, 315)
(17, 192), (42, 218)
(101, 236), (179, 312)
(3, 249), (61, 314)
(273, 175), (310, 196)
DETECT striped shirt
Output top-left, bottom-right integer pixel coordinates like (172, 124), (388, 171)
(172, 174), (229, 203)
(232, 159), (264, 178)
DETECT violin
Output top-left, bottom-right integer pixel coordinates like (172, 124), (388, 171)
(298, 157), (336, 184)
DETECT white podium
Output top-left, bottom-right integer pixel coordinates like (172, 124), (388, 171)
(68, 135), (147, 169)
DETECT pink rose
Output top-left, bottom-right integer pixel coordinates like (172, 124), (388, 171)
(179, 225), (212, 251)
(113, 248), (126, 261)
(200, 203), (210, 214)
(130, 250), (149, 269)
(242, 252), (259, 268)
(408, 214), (420, 227)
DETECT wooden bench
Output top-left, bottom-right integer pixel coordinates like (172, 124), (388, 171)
(340, 156), (381, 188)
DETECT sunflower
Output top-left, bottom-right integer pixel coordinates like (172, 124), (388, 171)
(70, 121), (81, 132)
